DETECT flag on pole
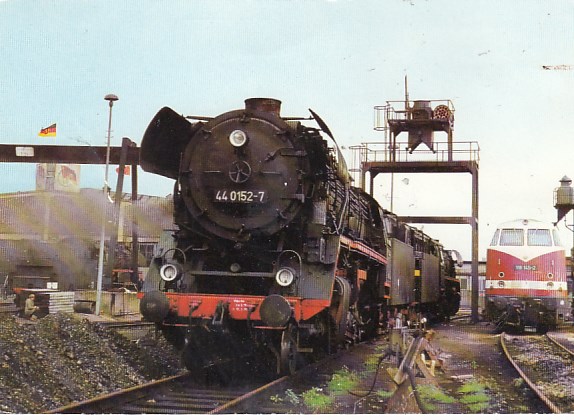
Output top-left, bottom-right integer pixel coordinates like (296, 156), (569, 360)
(116, 166), (131, 176)
(39, 123), (57, 137)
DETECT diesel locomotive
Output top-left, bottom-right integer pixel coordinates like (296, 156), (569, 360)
(484, 219), (571, 333)
(138, 98), (461, 376)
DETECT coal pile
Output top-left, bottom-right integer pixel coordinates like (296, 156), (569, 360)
(0, 312), (183, 413)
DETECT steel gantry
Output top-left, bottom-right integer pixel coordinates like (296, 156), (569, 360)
(353, 97), (480, 323)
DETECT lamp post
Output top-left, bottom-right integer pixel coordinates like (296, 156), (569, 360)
(95, 94), (119, 316)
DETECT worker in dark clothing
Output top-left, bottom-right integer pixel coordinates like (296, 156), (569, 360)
(24, 294), (39, 320)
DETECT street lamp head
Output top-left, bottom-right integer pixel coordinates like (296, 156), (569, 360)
(105, 94), (119, 107)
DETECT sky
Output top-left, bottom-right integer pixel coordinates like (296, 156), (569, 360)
(1, 0), (573, 260)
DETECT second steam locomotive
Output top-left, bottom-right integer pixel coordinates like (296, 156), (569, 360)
(138, 98), (461, 376)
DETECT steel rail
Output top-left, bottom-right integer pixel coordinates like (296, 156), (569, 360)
(499, 333), (561, 414)
(45, 372), (191, 414)
(208, 375), (289, 414)
(546, 332), (574, 358)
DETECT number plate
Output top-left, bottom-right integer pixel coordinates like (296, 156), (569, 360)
(514, 265), (537, 271)
(214, 190), (267, 203)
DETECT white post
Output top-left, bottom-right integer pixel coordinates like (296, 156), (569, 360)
(95, 94), (118, 316)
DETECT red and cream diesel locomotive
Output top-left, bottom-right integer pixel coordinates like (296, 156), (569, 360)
(484, 219), (570, 332)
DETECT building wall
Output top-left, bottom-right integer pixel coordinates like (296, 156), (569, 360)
(0, 189), (175, 292)
(456, 260), (486, 309)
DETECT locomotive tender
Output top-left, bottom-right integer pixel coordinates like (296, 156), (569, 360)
(485, 219), (570, 333)
(138, 98), (461, 376)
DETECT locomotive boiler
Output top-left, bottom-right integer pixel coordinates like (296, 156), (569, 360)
(138, 98), (461, 377)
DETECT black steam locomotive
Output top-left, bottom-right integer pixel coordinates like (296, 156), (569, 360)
(139, 98), (461, 377)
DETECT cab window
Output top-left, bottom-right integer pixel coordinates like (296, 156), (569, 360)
(527, 229), (552, 246)
(499, 229), (524, 246)
(552, 230), (563, 247)
(489, 229), (500, 246)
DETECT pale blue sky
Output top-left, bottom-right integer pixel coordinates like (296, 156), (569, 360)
(1, 0), (573, 258)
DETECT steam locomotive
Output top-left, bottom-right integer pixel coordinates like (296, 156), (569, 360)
(138, 98), (461, 377)
(484, 219), (571, 333)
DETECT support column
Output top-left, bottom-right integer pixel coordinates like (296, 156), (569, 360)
(471, 167), (479, 323)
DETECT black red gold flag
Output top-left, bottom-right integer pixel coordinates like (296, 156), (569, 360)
(39, 123), (57, 137)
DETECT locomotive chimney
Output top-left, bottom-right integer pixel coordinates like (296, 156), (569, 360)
(245, 98), (282, 116)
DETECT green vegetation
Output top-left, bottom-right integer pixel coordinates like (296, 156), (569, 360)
(375, 389), (394, 399)
(458, 380), (486, 394)
(458, 380), (491, 413)
(284, 388), (301, 405)
(269, 388), (300, 406)
(299, 366), (362, 412)
(301, 387), (332, 412)
(364, 354), (383, 373)
(270, 366), (366, 413)
(327, 366), (361, 394)
(460, 392), (489, 404)
(412, 379), (493, 413)
(417, 384), (456, 412)
(268, 361), (495, 414)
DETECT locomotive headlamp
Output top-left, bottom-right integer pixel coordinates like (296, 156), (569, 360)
(275, 268), (295, 287)
(160, 262), (183, 282)
(229, 130), (248, 147)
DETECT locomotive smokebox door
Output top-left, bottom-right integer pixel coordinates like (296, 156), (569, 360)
(141, 107), (195, 179)
(178, 101), (310, 242)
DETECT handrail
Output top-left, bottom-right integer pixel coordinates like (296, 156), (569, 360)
(350, 141), (480, 165)
(374, 99), (456, 131)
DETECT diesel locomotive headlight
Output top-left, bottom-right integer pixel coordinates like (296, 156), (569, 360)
(160, 262), (183, 282)
(275, 268), (295, 287)
(229, 130), (248, 147)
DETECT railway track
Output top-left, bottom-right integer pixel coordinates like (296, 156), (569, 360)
(501, 332), (574, 413)
(45, 338), (392, 415)
(93, 320), (156, 341)
(46, 372), (289, 414)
